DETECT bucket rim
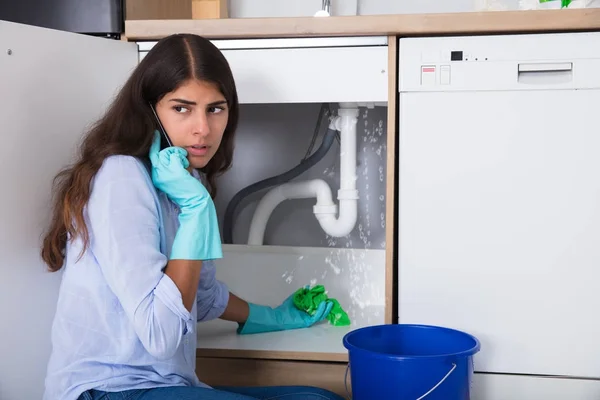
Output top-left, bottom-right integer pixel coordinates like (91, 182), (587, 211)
(342, 323), (481, 360)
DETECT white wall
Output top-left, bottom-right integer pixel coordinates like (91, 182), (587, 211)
(228, 0), (518, 17)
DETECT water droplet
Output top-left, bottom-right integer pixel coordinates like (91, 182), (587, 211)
(379, 195), (384, 201)
(325, 257), (341, 274)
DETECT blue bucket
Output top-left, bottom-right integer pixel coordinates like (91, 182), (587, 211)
(343, 324), (480, 400)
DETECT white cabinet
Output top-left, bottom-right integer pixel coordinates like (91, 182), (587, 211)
(139, 37), (389, 104)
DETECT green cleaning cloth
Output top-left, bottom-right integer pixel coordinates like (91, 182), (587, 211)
(539, 0), (572, 7)
(292, 285), (351, 326)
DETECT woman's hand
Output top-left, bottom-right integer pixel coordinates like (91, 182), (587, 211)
(149, 130), (210, 212)
(149, 130), (222, 261)
(237, 293), (333, 335)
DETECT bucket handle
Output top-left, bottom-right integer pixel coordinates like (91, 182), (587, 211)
(344, 362), (457, 400)
(415, 363), (457, 400)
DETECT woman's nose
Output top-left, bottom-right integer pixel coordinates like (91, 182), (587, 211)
(194, 113), (210, 137)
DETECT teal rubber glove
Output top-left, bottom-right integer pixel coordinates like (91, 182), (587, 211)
(149, 130), (222, 261)
(237, 292), (334, 335)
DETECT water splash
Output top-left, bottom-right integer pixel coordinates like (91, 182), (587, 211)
(325, 256), (341, 274)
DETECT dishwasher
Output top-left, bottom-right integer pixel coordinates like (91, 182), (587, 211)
(397, 32), (600, 397)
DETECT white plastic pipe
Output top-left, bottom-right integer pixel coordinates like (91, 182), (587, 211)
(247, 179), (336, 245)
(319, 107), (359, 235)
(247, 106), (359, 245)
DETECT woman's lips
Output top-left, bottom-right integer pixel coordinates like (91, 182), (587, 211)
(187, 145), (209, 156)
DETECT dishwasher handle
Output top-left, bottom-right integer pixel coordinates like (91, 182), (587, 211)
(517, 62), (573, 84)
(518, 62), (573, 73)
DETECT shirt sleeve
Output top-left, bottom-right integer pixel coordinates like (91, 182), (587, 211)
(196, 259), (230, 322)
(86, 155), (193, 360)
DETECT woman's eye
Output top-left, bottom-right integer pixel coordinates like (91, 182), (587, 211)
(208, 107), (225, 114)
(173, 106), (190, 113)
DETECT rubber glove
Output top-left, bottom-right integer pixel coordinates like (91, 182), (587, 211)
(149, 130), (222, 261)
(237, 291), (334, 335)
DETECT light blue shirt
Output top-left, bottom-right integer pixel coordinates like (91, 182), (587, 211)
(43, 155), (230, 400)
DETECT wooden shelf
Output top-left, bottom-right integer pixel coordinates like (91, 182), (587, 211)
(125, 9), (600, 41)
(196, 348), (348, 362)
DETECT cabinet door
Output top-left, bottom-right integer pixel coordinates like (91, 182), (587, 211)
(0, 20), (137, 400)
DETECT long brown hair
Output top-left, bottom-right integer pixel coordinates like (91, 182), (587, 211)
(41, 34), (239, 272)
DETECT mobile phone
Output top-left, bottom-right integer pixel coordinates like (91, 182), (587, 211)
(149, 102), (173, 150)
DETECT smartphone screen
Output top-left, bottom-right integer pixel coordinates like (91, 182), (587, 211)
(149, 103), (173, 150)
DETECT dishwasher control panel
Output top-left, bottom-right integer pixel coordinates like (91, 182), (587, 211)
(399, 32), (600, 92)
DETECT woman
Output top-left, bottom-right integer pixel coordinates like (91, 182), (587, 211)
(41, 33), (341, 400)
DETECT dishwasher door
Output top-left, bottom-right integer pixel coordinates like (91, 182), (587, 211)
(397, 32), (600, 379)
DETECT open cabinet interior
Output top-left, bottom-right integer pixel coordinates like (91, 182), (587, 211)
(145, 36), (393, 357)
(145, 36), (393, 358)
(198, 101), (389, 356)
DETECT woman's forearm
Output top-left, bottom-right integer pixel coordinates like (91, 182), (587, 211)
(219, 292), (250, 323)
(164, 260), (202, 312)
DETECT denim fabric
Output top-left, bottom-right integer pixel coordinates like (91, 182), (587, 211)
(79, 385), (346, 400)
